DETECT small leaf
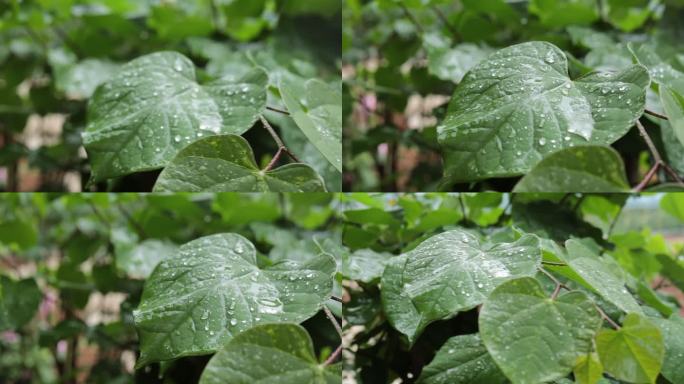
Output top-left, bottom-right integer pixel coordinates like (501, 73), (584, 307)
(341, 249), (394, 283)
(513, 145), (630, 192)
(418, 333), (507, 384)
(479, 277), (602, 384)
(83, 52), (267, 182)
(198, 323), (340, 384)
(134, 233), (336, 367)
(115, 239), (178, 279)
(438, 41), (648, 184)
(0, 276), (42, 331)
(660, 86), (684, 147)
(423, 33), (491, 83)
(381, 230), (541, 343)
(574, 352), (603, 384)
(596, 313), (664, 384)
(279, 76), (342, 172)
(153, 135), (326, 192)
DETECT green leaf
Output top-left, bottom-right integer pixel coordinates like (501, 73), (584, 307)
(0, 220), (38, 250)
(279, 76), (342, 172)
(381, 230), (541, 343)
(604, 0), (654, 32)
(198, 323), (340, 384)
(660, 193), (684, 221)
(0, 276), (42, 331)
(115, 239), (178, 279)
(341, 249), (394, 283)
(565, 239), (642, 314)
(529, 0), (600, 27)
(596, 313), (664, 384)
(660, 86), (684, 147)
(133, 233), (336, 367)
(574, 352), (603, 384)
(650, 315), (684, 384)
(479, 277), (602, 384)
(423, 33), (491, 83)
(513, 145), (630, 192)
(152, 135), (326, 192)
(418, 333), (507, 384)
(438, 41), (649, 184)
(83, 52), (267, 182)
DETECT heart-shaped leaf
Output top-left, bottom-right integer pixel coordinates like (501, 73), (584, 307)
(279, 76), (342, 172)
(198, 323), (340, 384)
(418, 333), (507, 384)
(513, 145), (630, 192)
(564, 239), (642, 314)
(83, 51), (267, 182)
(438, 41), (649, 184)
(574, 352), (603, 384)
(479, 277), (602, 384)
(381, 230), (541, 343)
(0, 276), (42, 331)
(596, 313), (664, 384)
(153, 135), (326, 192)
(133, 233), (336, 367)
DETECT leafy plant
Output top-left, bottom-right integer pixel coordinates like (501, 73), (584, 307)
(341, 192), (684, 384)
(0, 193), (342, 383)
(0, 1), (341, 192)
(343, 0), (684, 192)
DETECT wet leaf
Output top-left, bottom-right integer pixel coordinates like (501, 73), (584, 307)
(650, 315), (684, 384)
(418, 333), (507, 384)
(0, 276), (42, 331)
(279, 76), (342, 172)
(133, 233), (336, 367)
(341, 248), (394, 283)
(479, 277), (602, 384)
(513, 145), (630, 192)
(596, 313), (664, 384)
(438, 41), (649, 184)
(381, 230), (541, 343)
(660, 86), (684, 147)
(423, 33), (491, 83)
(199, 323), (340, 384)
(83, 52), (267, 182)
(115, 239), (178, 279)
(153, 135), (326, 192)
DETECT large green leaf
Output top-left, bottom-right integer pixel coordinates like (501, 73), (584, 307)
(152, 135), (326, 192)
(199, 323), (340, 384)
(660, 86), (684, 147)
(479, 277), (602, 384)
(650, 315), (684, 384)
(529, 0), (600, 27)
(133, 233), (336, 367)
(513, 145), (630, 192)
(279, 76), (342, 172)
(564, 239), (642, 314)
(115, 239), (178, 279)
(596, 313), (664, 384)
(83, 51), (267, 182)
(0, 219), (38, 250)
(0, 276), (42, 331)
(418, 333), (507, 384)
(423, 33), (491, 83)
(381, 230), (541, 343)
(438, 41), (649, 184)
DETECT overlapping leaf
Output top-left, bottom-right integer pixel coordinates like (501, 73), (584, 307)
(438, 41), (649, 184)
(153, 135), (326, 192)
(381, 230), (541, 343)
(83, 51), (267, 182)
(479, 277), (602, 384)
(133, 233), (336, 367)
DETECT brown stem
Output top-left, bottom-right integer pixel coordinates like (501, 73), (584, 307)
(322, 344), (342, 366)
(541, 261), (567, 266)
(645, 109), (669, 120)
(594, 304), (621, 329)
(266, 106), (290, 115)
(551, 283), (562, 300)
(260, 115), (301, 168)
(538, 267), (571, 294)
(633, 162), (660, 192)
(330, 295), (343, 303)
(634, 119), (684, 188)
(636, 119), (662, 163)
(323, 305), (343, 338)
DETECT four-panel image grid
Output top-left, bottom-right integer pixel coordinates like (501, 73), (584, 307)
(1, 1), (684, 383)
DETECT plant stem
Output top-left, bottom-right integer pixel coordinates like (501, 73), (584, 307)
(116, 203), (147, 239)
(323, 305), (343, 338)
(538, 267), (570, 294)
(330, 295), (343, 303)
(636, 119), (662, 163)
(607, 202), (625, 237)
(260, 115), (301, 171)
(634, 119), (684, 189)
(266, 106), (290, 115)
(322, 344), (342, 366)
(541, 261), (567, 266)
(634, 162), (659, 192)
(430, 5), (459, 40)
(398, 2), (424, 35)
(594, 304), (621, 329)
(645, 109), (669, 120)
